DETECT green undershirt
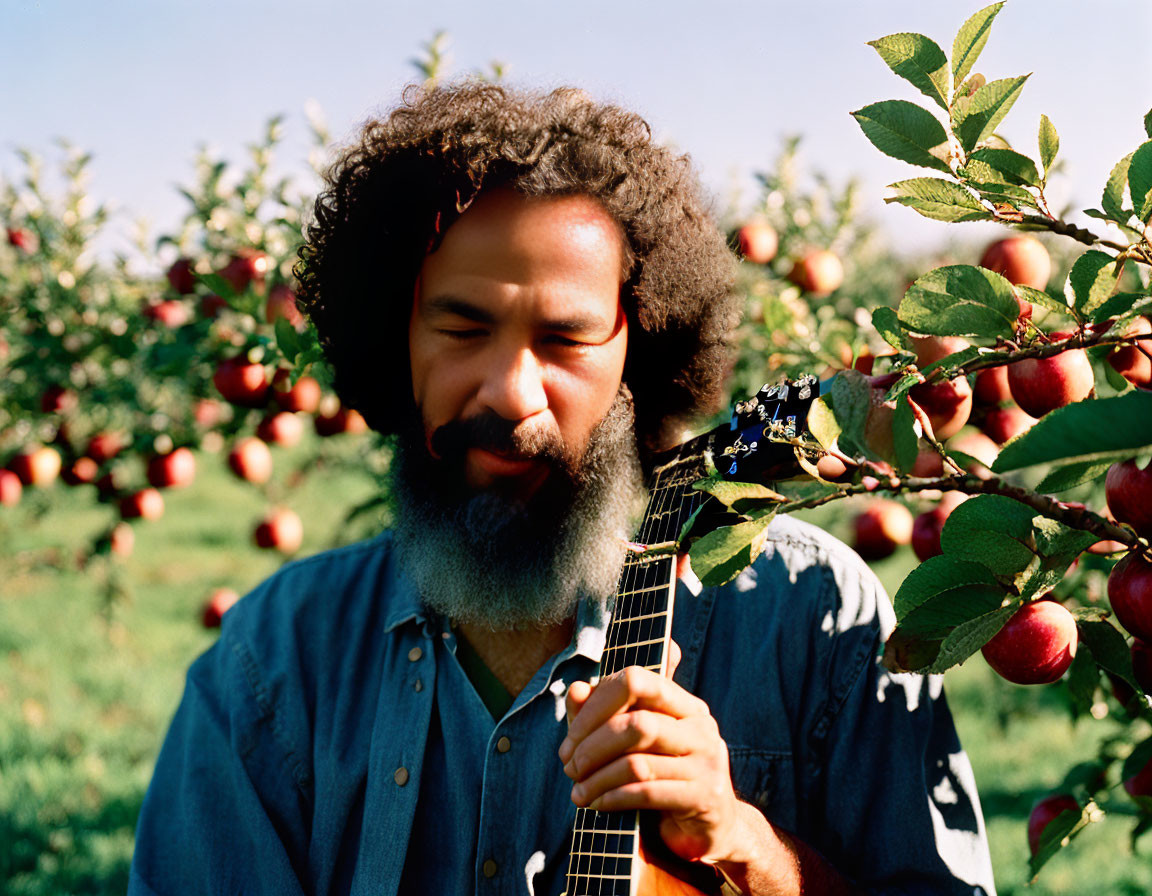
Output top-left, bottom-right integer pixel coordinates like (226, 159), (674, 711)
(452, 630), (515, 720)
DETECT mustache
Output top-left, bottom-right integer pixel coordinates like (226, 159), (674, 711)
(428, 413), (570, 467)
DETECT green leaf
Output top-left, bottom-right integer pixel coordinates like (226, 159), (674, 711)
(921, 345), (985, 376)
(1066, 648), (1100, 717)
(688, 515), (776, 588)
(274, 317), (301, 362)
(868, 33), (950, 110)
(881, 372), (922, 404)
(1079, 619), (1139, 691)
(872, 306), (913, 351)
(952, 3), (1005, 87)
(892, 556), (1007, 638)
(884, 178), (990, 222)
(1039, 114), (1059, 176)
(968, 148), (1040, 187)
(1035, 459), (1114, 492)
(898, 264), (1020, 338)
(1091, 292), (1152, 325)
(1128, 140), (1152, 221)
(892, 396), (919, 474)
(952, 75), (1030, 153)
(694, 478), (786, 514)
(1102, 152), (1134, 222)
(851, 100), (952, 173)
(196, 271), (234, 298)
(992, 390), (1152, 471)
(1028, 804), (1094, 880)
(1067, 250), (1122, 317)
(940, 494), (1037, 575)
(818, 370), (872, 458)
(1122, 738), (1152, 784)
(928, 604), (1018, 673)
(1015, 284), (1070, 316)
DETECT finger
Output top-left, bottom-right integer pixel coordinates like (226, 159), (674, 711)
(562, 667), (708, 759)
(666, 638), (682, 681)
(565, 680), (594, 726)
(577, 776), (714, 816)
(570, 752), (698, 807)
(564, 711), (709, 780)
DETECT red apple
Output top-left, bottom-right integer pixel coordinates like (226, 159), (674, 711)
(736, 221), (778, 265)
(254, 508), (303, 554)
(973, 365), (1013, 405)
(86, 432), (125, 464)
(911, 491), (967, 562)
(314, 404), (368, 437)
(787, 250), (843, 296)
(9, 446), (62, 487)
(199, 293), (230, 318)
(1105, 459), (1152, 538)
(194, 398), (225, 428)
(981, 404), (1037, 444)
(0, 469), (22, 506)
(166, 257), (197, 294)
(910, 334), (970, 367)
(109, 522), (135, 557)
(6, 227), (32, 250)
(62, 456), (99, 486)
(147, 447), (196, 489)
(981, 599), (1078, 685)
(201, 587), (240, 628)
(40, 385), (76, 414)
(213, 357), (269, 407)
(120, 487), (164, 521)
(1108, 316), (1152, 388)
(947, 430), (999, 479)
(815, 454), (850, 481)
(142, 299), (191, 328)
(219, 249), (271, 294)
(1007, 348), (1094, 418)
(1027, 794), (1080, 857)
(852, 499), (914, 561)
(227, 438), (273, 484)
(1108, 551), (1152, 641)
(1131, 639), (1152, 695)
(256, 411), (304, 447)
(911, 449), (944, 478)
(265, 284), (305, 329)
(909, 377), (973, 441)
(272, 371), (322, 414)
(1123, 754), (1152, 803)
(980, 236), (1052, 291)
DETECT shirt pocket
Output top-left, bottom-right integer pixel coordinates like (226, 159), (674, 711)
(727, 747), (797, 833)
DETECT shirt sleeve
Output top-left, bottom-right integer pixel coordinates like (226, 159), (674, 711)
(810, 569), (997, 895)
(129, 629), (311, 896)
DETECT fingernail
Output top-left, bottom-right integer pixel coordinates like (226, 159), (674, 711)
(564, 759), (577, 779)
(558, 737), (573, 762)
(571, 783), (585, 803)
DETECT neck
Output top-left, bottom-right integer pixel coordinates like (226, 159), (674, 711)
(456, 616), (577, 697)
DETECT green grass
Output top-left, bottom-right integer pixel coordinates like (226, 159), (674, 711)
(2, 465), (1150, 893)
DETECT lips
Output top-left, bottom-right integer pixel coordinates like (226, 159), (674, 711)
(468, 447), (542, 477)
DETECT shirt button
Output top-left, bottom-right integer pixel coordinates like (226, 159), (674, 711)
(408, 646), (423, 662)
(482, 859), (498, 878)
(394, 767), (409, 786)
(413, 678), (423, 692)
(496, 736), (511, 753)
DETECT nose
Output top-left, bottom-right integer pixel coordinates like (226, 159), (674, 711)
(476, 346), (548, 423)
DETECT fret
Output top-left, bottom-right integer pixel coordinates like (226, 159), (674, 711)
(614, 582), (675, 600)
(604, 608), (669, 625)
(570, 850), (633, 859)
(603, 635), (665, 654)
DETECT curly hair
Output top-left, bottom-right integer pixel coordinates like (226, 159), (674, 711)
(295, 82), (740, 454)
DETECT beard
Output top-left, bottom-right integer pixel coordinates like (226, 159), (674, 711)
(389, 387), (647, 631)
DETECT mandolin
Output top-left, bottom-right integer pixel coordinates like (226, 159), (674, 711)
(561, 375), (825, 896)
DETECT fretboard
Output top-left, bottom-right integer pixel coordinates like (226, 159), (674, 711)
(563, 444), (710, 896)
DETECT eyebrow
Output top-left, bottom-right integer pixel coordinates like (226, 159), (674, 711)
(420, 294), (615, 335)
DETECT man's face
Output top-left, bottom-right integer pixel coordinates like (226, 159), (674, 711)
(408, 189), (630, 500)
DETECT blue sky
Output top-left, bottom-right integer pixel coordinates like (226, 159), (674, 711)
(4, 1), (1151, 263)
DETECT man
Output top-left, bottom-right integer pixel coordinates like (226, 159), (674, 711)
(130, 84), (995, 895)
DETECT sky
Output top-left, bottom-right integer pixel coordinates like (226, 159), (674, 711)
(4, 0), (1151, 266)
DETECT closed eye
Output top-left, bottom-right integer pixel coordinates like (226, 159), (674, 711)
(439, 328), (487, 341)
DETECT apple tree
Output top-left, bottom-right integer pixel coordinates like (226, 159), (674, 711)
(692, 3), (1152, 879)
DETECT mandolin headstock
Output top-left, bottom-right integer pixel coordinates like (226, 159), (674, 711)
(710, 373), (824, 481)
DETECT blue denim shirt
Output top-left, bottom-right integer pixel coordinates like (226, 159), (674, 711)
(129, 517), (996, 895)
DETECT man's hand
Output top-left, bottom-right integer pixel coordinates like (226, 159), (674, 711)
(558, 640), (755, 865)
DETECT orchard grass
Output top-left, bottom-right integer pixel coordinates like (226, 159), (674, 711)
(2, 461), (1150, 894)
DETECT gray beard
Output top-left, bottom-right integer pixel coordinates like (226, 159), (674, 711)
(389, 389), (646, 631)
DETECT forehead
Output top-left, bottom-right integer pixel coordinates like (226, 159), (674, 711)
(421, 189), (627, 290)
